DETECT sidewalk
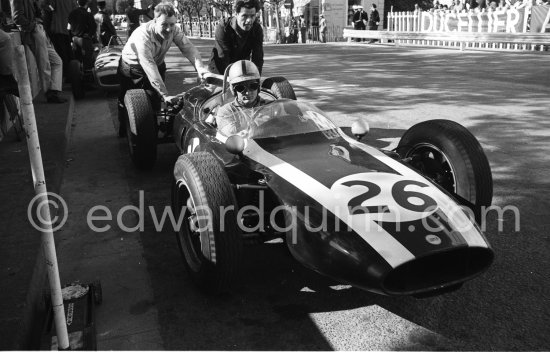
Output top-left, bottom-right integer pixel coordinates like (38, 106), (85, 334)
(0, 90), (73, 349)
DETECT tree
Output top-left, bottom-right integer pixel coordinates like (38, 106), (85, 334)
(177, 0), (195, 34)
(204, 0), (217, 37)
(264, 0), (285, 42)
(211, 0), (233, 17)
(190, 0), (204, 36)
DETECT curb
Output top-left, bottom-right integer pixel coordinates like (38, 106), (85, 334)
(55, 93), (75, 194)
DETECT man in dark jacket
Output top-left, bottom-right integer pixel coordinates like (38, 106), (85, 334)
(94, 0), (116, 46)
(208, 0), (263, 75)
(367, 3), (380, 43)
(68, 0), (96, 75)
(49, 0), (76, 74)
(352, 5), (368, 41)
(125, 0), (153, 38)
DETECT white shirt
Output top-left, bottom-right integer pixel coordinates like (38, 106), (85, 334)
(122, 21), (206, 98)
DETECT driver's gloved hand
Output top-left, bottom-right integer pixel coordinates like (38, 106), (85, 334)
(163, 95), (179, 105)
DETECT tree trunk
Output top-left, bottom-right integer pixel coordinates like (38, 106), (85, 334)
(187, 10), (193, 35)
(208, 13), (213, 37)
(275, 4), (283, 43)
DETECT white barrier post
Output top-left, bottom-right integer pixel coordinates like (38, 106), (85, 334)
(13, 45), (70, 350)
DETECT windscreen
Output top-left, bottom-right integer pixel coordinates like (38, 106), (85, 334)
(246, 100), (339, 139)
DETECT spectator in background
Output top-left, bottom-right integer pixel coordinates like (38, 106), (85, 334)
(318, 13), (327, 43)
(10, 0), (66, 103)
(352, 5), (368, 42)
(94, 0), (116, 46)
(208, 0), (264, 75)
(68, 0), (96, 79)
(291, 17), (298, 43)
(125, 0), (153, 38)
(299, 14), (307, 43)
(367, 4), (380, 43)
(0, 26), (18, 96)
(49, 0), (75, 76)
(37, 0), (53, 38)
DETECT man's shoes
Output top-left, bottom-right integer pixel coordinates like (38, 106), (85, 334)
(45, 90), (68, 104)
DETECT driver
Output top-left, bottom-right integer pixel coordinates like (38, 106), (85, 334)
(209, 60), (267, 137)
(117, 1), (209, 135)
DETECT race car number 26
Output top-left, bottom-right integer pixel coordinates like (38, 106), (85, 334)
(331, 173), (439, 222)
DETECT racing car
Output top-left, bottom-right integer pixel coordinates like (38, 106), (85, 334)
(163, 76), (494, 297)
(69, 36), (122, 99)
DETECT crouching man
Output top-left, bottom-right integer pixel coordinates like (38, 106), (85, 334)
(117, 1), (209, 136)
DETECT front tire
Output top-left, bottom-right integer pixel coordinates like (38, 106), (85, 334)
(397, 119), (492, 221)
(261, 77), (297, 100)
(124, 89), (157, 170)
(172, 152), (243, 293)
(69, 60), (84, 99)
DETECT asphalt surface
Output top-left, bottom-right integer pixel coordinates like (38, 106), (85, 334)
(55, 40), (549, 350)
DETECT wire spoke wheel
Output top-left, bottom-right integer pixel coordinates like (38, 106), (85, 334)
(397, 119), (493, 222)
(407, 143), (456, 194)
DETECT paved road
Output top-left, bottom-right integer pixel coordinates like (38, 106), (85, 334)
(58, 41), (549, 350)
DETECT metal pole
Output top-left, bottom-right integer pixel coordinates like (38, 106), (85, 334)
(13, 45), (70, 350)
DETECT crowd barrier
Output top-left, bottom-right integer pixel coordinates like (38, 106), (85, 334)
(344, 5), (550, 51)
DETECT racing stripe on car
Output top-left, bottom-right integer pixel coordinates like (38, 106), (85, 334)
(340, 134), (489, 249)
(243, 139), (416, 269)
(253, 132), (399, 188)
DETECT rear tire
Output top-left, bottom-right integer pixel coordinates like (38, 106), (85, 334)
(69, 60), (84, 99)
(124, 89), (157, 170)
(172, 152), (243, 293)
(261, 77), (296, 100)
(397, 119), (492, 221)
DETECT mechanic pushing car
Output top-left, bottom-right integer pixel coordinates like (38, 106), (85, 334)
(117, 1), (209, 136)
(208, 0), (264, 75)
(206, 60), (268, 137)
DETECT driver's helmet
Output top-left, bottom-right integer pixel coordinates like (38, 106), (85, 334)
(227, 60), (261, 94)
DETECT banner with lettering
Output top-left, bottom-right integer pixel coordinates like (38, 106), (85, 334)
(530, 5), (550, 33)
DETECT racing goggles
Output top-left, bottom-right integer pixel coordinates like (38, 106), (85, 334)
(233, 82), (260, 93)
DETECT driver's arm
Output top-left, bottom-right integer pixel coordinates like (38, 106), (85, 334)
(215, 104), (241, 137)
(173, 27), (209, 78)
(132, 39), (170, 99)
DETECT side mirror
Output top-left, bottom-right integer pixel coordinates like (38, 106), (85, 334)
(351, 120), (369, 141)
(225, 135), (245, 155)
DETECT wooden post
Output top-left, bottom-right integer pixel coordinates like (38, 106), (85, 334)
(13, 45), (70, 350)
